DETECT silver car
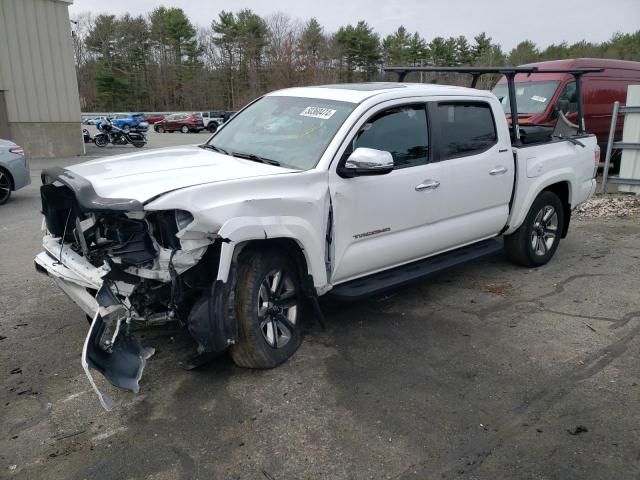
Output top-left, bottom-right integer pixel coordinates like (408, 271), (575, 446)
(0, 139), (30, 204)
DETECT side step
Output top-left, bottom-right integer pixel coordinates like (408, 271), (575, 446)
(328, 239), (502, 300)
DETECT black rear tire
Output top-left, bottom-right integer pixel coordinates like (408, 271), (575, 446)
(504, 191), (564, 267)
(0, 168), (13, 205)
(156, 125), (165, 133)
(207, 123), (218, 133)
(230, 249), (303, 368)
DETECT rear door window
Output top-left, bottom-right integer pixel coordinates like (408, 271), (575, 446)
(434, 102), (497, 159)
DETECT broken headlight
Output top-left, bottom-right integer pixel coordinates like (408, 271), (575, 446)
(175, 209), (194, 230)
(147, 209), (194, 250)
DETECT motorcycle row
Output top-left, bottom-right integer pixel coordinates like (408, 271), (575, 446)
(83, 119), (147, 148)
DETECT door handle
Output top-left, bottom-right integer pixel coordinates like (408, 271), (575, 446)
(415, 179), (440, 191)
(489, 166), (508, 175)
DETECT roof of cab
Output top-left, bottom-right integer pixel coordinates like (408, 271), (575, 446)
(267, 82), (493, 103)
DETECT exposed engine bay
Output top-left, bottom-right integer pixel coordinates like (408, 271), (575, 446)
(35, 172), (236, 409)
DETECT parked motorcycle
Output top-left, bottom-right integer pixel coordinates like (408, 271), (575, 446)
(95, 120), (146, 148)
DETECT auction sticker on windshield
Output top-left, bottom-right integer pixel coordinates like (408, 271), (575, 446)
(300, 106), (337, 120)
(531, 95), (547, 103)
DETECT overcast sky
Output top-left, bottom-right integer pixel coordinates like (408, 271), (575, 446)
(69, 0), (640, 51)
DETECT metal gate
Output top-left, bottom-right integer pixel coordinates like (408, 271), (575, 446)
(600, 101), (640, 193)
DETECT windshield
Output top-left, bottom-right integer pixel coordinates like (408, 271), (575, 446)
(207, 96), (355, 170)
(492, 81), (560, 114)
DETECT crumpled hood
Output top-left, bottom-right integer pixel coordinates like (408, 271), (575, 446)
(66, 145), (296, 203)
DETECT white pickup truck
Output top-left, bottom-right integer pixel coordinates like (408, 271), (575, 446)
(35, 80), (598, 408)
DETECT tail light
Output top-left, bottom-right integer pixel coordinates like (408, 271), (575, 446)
(593, 145), (600, 178)
(9, 146), (24, 155)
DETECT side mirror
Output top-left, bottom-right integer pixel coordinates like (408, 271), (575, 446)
(338, 147), (394, 178)
(555, 99), (570, 115)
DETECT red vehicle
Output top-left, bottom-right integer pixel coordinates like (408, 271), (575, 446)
(154, 113), (205, 133)
(144, 113), (165, 124)
(492, 58), (640, 151)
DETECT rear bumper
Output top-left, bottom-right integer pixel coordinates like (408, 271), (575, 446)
(574, 178), (597, 208)
(6, 156), (30, 190)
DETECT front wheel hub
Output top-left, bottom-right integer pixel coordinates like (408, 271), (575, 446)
(257, 269), (298, 349)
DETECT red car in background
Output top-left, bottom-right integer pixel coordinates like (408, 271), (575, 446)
(144, 113), (165, 124)
(153, 113), (204, 133)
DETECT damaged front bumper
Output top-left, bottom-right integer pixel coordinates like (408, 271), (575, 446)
(35, 237), (154, 410)
(36, 170), (240, 409)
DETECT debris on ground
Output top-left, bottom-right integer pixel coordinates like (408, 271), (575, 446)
(576, 194), (640, 218)
(567, 425), (589, 435)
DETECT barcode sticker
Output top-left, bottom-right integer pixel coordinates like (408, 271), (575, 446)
(300, 106), (336, 119)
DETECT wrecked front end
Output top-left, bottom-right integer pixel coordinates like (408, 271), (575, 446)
(34, 168), (236, 409)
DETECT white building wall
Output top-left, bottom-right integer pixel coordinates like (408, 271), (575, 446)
(0, 0), (82, 157)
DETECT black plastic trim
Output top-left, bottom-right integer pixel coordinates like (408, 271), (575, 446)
(41, 167), (144, 212)
(328, 239), (502, 300)
(513, 133), (595, 149)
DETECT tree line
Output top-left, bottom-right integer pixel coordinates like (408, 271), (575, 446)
(71, 7), (640, 112)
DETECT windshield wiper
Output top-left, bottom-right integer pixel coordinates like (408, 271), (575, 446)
(199, 143), (231, 155)
(231, 151), (281, 166)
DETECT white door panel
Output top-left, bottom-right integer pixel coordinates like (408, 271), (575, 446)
(328, 97), (514, 286)
(330, 162), (443, 283)
(438, 145), (514, 238)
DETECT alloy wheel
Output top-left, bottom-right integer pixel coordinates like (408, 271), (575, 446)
(531, 205), (558, 256)
(257, 269), (298, 349)
(0, 171), (11, 203)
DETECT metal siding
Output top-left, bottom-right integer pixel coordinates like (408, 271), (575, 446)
(49, 0), (68, 120)
(0, 3), (11, 92)
(22, 0), (47, 121)
(16, 0), (39, 121)
(1, 0), (22, 121)
(33, 0), (53, 121)
(56, 2), (80, 120)
(0, 0), (79, 123)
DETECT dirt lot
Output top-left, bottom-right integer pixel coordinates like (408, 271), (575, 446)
(1, 141), (639, 479)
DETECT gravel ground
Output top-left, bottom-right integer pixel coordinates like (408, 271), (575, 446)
(1, 145), (639, 479)
(576, 193), (640, 218)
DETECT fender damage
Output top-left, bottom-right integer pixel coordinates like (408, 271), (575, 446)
(35, 168), (235, 409)
(34, 164), (328, 409)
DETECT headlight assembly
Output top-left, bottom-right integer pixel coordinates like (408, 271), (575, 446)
(175, 209), (194, 230)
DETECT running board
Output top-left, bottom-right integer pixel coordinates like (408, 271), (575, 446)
(328, 239), (502, 300)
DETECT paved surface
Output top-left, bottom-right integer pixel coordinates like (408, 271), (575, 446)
(1, 140), (639, 479)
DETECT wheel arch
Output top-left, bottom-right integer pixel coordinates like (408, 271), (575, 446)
(235, 238), (317, 298)
(0, 166), (15, 191)
(543, 181), (571, 238)
(506, 174), (574, 236)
